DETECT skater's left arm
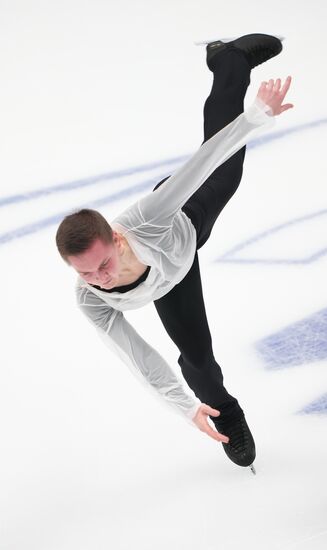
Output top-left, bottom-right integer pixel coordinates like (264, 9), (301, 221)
(136, 76), (293, 226)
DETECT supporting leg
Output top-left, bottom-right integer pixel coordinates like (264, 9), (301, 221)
(154, 253), (242, 418)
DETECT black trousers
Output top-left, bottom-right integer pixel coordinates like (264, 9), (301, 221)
(153, 48), (251, 420)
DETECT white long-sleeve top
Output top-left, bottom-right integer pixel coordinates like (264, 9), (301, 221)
(76, 99), (275, 424)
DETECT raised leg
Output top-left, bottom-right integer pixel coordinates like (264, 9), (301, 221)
(182, 48), (251, 249)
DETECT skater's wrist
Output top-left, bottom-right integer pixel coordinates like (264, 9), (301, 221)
(186, 402), (202, 425)
(244, 99), (275, 127)
(254, 96), (274, 116)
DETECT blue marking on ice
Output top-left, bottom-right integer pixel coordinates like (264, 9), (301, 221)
(0, 157), (189, 208)
(300, 394), (327, 415)
(1, 118), (326, 245)
(1, 118), (326, 210)
(216, 208), (327, 265)
(246, 117), (327, 150)
(255, 307), (327, 369)
(0, 174), (169, 244)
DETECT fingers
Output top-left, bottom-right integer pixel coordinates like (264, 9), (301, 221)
(200, 410), (229, 443)
(203, 423), (229, 444)
(257, 76), (293, 116)
(280, 75), (292, 98)
(260, 76), (292, 96)
(258, 81), (268, 97)
(273, 78), (281, 92)
(203, 405), (220, 417)
(280, 103), (294, 113)
(267, 78), (274, 92)
(194, 404), (229, 444)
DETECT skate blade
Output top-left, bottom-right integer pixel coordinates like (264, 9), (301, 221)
(194, 37), (234, 45)
(194, 36), (285, 46)
(250, 464), (256, 475)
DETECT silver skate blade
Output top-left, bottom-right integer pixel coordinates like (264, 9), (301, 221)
(194, 37), (235, 45)
(250, 464), (256, 475)
(194, 35), (285, 46)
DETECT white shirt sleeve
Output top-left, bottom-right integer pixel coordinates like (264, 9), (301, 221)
(76, 286), (201, 425)
(137, 98), (275, 226)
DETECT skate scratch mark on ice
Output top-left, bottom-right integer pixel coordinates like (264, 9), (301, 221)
(279, 529), (327, 549)
(215, 208), (327, 266)
(0, 119), (326, 245)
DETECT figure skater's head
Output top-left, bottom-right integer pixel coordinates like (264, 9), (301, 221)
(56, 208), (124, 289)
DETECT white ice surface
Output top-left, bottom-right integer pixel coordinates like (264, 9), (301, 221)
(1, 1), (327, 549)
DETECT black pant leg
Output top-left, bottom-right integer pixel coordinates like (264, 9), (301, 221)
(154, 253), (241, 412)
(183, 48), (251, 248)
(152, 49), (252, 421)
(203, 48), (250, 141)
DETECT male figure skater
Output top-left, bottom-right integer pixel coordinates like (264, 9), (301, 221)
(56, 34), (293, 470)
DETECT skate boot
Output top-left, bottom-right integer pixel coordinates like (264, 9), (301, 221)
(206, 33), (283, 71)
(214, 410), (256, 472)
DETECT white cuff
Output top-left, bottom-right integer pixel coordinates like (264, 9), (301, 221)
(245, 98), (275, 125)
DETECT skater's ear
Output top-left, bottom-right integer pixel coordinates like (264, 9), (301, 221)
(112, 231), (123, 249)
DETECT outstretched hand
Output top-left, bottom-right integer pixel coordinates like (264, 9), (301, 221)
(257, 76), (294, 116)
(192, 404), (229, 444)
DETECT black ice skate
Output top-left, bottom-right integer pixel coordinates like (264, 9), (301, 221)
(206, 33), (283, 72)
(215, 413), (256, 474)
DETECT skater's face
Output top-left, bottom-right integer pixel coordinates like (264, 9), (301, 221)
(68, 233), (122, 289)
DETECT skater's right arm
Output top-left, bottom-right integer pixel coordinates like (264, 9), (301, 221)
(76, 286), (201, 424)
(75, 286), (229, 443)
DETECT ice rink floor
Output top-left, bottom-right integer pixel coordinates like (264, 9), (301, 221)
(1, 1), (326, 549)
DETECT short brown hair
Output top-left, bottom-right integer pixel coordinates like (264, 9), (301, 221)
(56, 208), (113, 264)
